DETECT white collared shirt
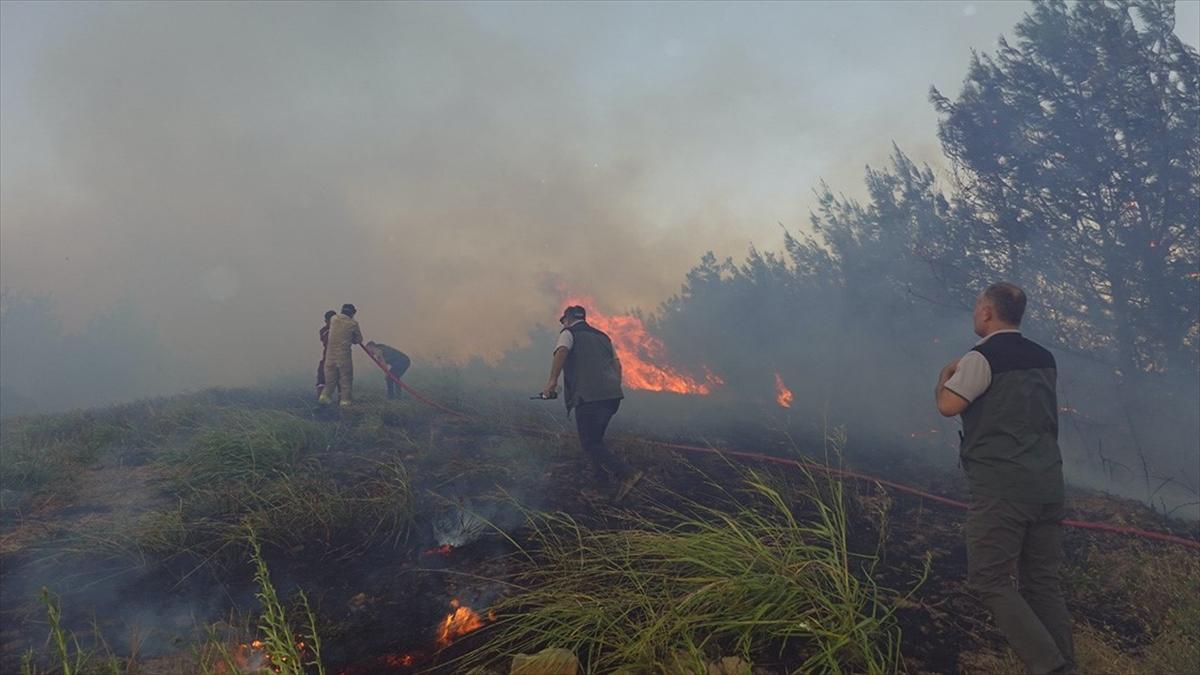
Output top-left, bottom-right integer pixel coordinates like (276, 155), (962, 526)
(974, 328), (1021, 346)
(555, 328), (574, 353)
(945, 330), (1022, 404)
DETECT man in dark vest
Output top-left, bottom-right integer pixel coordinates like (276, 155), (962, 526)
(935, 282), (1076, 675)
(542, 305), (644, 502)
(366, 341), (411, 399)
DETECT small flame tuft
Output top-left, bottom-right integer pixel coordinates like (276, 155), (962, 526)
(435, 598), (489, 647)
(774, 373), (794, 408)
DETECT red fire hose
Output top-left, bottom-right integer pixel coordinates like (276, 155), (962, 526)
(356, 344), (1200, 552)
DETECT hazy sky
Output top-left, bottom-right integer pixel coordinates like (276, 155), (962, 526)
(3, 1), (1198, 389)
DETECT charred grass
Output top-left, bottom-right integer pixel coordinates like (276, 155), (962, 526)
(3, 387), (1199, 674)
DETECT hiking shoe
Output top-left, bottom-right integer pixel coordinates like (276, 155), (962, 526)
(612, 470), (645, 503)
(318, 393), (332, 405)
(339, 399), (352, 408)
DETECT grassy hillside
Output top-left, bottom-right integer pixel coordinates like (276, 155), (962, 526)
(1, 384), (1197, 674)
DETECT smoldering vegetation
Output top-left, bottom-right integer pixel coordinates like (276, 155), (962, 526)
(2, 379), (1198, 674)
(0, 377), (1196, 675)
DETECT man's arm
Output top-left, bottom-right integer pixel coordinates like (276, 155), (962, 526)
(935, 352), (990, 417)
(936, 361), (970, 417)
(543, 347), (568, 398)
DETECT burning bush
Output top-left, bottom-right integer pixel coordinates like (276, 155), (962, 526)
(460, 448), (926, 673)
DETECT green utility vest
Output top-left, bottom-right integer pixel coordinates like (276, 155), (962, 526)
(960, 333), (1064, 503)
(561, 322), (624, 413)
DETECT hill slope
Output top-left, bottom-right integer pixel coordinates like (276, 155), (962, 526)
(1, 385), (1197, 674)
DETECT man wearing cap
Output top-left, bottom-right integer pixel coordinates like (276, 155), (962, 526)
(935, 282), (1075, 675)
(319, 304), (363, 407)
(542, 305), (644, 502)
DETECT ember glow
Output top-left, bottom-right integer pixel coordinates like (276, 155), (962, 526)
(563, 294), (722, 395)
(224, 638), (310, 674)
(222, 641), (270, 673)
(435, 598), (490, 647)
(774, 373), (794, 408)
(382, 653), (416, 668)
(422, 544), (454, 556)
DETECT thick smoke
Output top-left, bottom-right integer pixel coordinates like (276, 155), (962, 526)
(2, 2), (1197, 516)
(0, 1), (1076, 411)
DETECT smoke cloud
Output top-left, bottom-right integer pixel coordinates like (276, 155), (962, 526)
(2, 2), (1197, 411)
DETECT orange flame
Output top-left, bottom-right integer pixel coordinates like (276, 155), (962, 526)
(774, 373), (794, 408)
(562, 294), (721, 395)
(435, 599), (488, 647)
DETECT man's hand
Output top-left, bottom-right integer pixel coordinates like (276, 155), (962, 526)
(541, 381), (558, 399)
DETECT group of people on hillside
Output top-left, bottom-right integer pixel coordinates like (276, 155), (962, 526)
(315, 304), (409, 407)
(313, 281), (1075, 674)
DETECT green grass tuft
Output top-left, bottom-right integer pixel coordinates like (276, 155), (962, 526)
(248, 529), (326, 675)
(460, 452), (926, 674)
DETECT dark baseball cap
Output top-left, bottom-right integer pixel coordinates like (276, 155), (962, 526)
(559, 305), (586, 322)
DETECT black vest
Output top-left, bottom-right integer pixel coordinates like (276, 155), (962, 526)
(960, 332), (1064, 503)
(562, 322), (624, 411)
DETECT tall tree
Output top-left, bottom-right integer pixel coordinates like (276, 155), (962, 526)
(930, 0), (1200, 374)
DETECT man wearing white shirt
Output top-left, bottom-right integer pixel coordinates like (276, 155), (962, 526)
(935, 282), (1075, 675)
(542, 305), (644, 502)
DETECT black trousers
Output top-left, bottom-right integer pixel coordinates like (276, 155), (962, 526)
(574, 399), (632, 484)
(384, 363), (410, 399)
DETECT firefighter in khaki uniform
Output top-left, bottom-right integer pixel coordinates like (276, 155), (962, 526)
(935, 282), (1076, 675)
(319, 304), (363, 407)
